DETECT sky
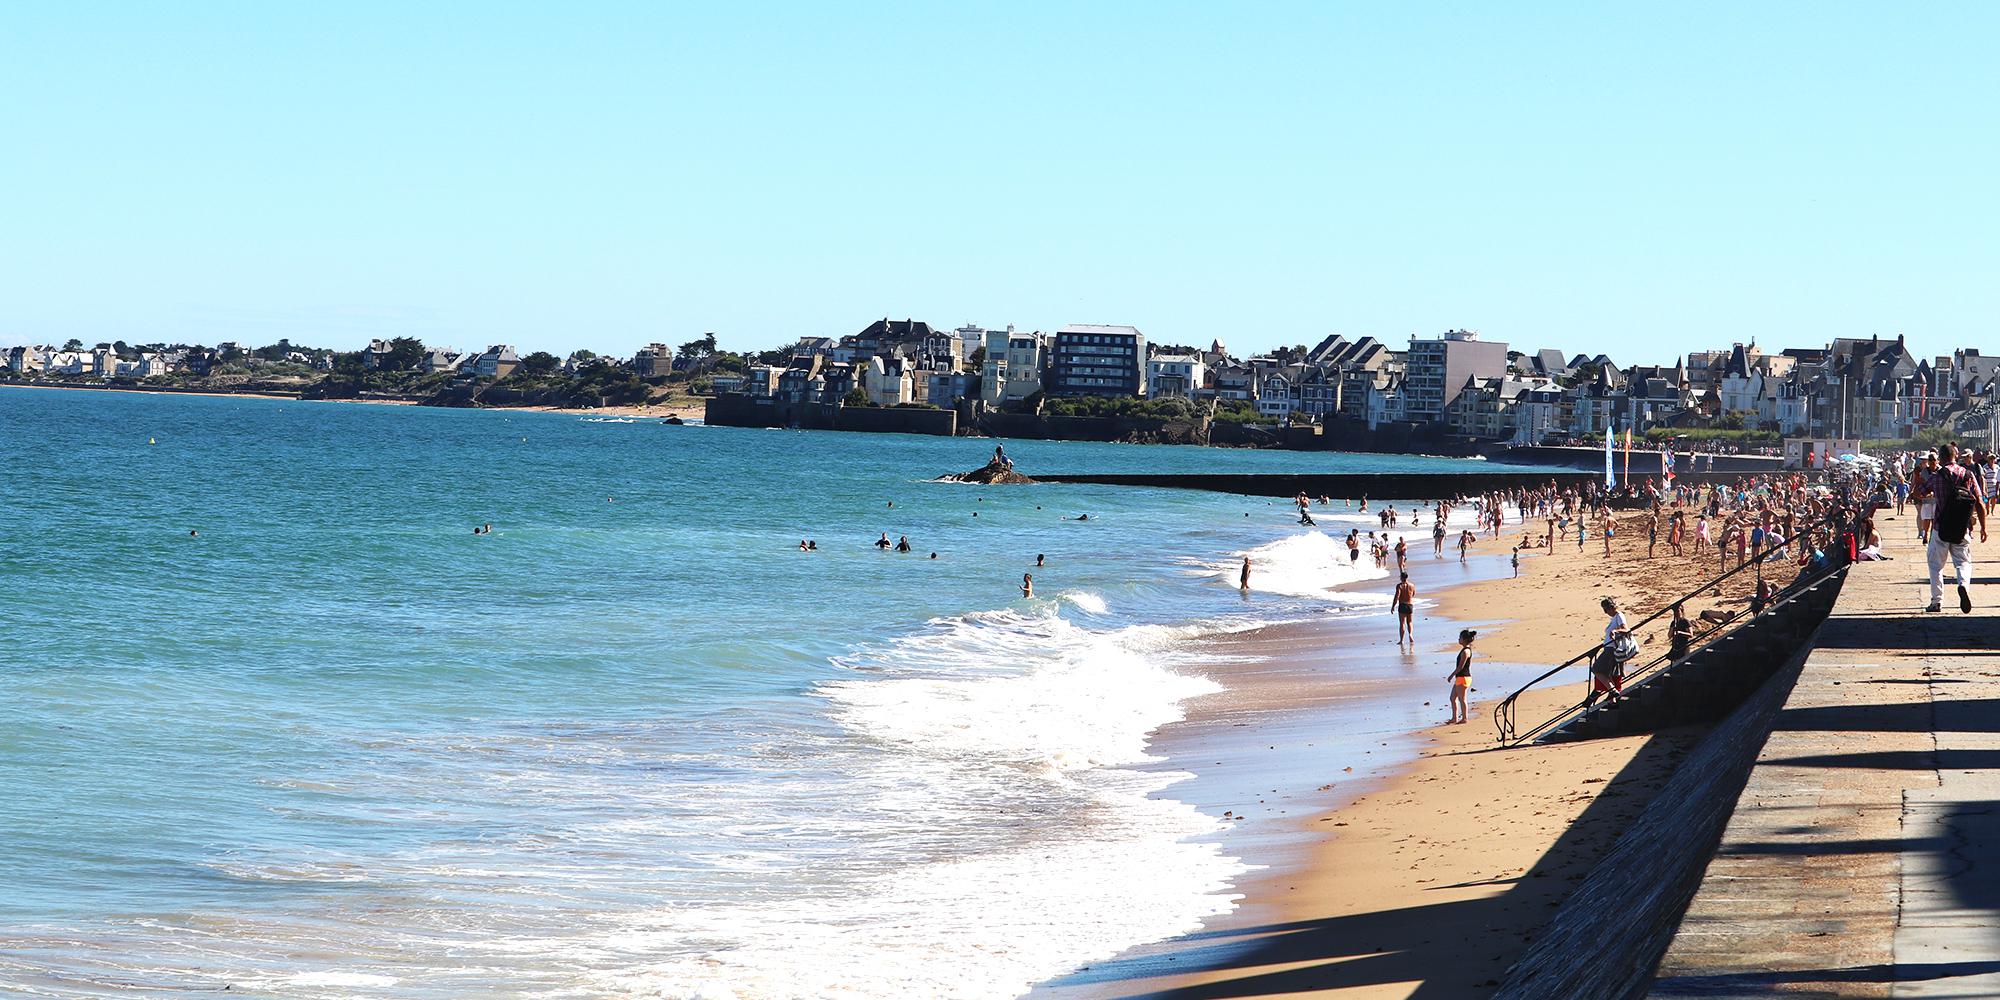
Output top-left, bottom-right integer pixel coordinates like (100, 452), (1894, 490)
(2, 2), (1996, 364)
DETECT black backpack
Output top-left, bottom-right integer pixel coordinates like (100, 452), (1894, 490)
(1936, 466), (1978, 545)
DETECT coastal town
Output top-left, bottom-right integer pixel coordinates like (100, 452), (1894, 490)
(8, 320), (1999, 454)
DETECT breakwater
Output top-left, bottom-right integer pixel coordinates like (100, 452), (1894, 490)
(1035, 470), (1769, 499)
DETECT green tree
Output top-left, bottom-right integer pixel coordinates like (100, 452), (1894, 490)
(382, 336), (426, 372)
(518, 351), (560, 376)
(62, 338), (84, 352)
(677, 333), (719, 375)
(843, 387), (869, 407)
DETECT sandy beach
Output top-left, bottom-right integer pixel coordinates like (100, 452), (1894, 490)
(1049, 505), (1757, 1000)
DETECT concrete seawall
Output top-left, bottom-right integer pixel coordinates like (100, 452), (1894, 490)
(1493, 568), (1848, 999)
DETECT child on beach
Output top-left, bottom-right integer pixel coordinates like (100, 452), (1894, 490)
(1446, 629), (1476, 724)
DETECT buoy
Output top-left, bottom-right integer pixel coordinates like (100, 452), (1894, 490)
(148, 437), (156, 445)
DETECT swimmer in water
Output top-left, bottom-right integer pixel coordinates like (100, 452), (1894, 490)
(189, 530), (199, 537)
(1021, 573), (1034, 598)
(1035, 554), (1046, 567)
(1240, 556), (1252, 590)
(929, 552), (938, 560)
(875, 533), (892, 549)
(895, 535), (912, 553)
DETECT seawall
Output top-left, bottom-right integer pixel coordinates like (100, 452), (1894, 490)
(704, 394), (958, 436)
(1493, 569), (1848, 999)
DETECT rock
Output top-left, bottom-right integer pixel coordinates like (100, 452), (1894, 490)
(944, 458), (1036, 485)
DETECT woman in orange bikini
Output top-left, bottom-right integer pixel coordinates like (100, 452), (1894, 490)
(1446, 628), (1476, 724)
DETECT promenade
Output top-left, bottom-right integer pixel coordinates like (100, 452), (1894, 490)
(1651, 511), (2000, 997)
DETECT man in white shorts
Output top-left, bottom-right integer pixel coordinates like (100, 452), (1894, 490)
(1926, 443), (1988, 614)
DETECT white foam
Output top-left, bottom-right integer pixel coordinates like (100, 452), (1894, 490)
(1057, 590), (1108, 615)
(279, 971), (399, 987)
(578, 612), (1245, 1000)
(825, 617), (1219, 771)
(1218, 530), (1390, 599)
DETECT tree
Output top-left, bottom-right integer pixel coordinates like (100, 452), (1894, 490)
(677, 333), (719, 376)
(518, 351), (560, 376)
(383, 336), (426, 372)
(62, 338), (83, 352)
(843, 387), (869, 407)
(568, 349), (597, 364)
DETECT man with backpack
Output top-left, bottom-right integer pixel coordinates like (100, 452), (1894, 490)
(1926, 442), (1988, 614)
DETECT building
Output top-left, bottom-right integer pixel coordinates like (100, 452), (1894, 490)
(926, 370), (980, 407)
(472, 345), (521, 379)
(633, 343), (675, 378)
(1403, 330), (1509, 424)
(1147, 354), (1206, 399)
(1046, 324), (1146, 397)
(864, 355), (914, 407)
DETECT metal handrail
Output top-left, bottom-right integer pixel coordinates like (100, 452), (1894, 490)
(1491, 509), (1856, 745)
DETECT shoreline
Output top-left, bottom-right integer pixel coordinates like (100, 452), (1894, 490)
(1042, 506), (1731, 999)
(0, 380), (704, 419)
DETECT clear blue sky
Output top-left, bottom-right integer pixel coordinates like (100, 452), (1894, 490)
(3, 2), (1994, 363)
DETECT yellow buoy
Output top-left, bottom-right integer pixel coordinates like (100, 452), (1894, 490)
(149, 437), (156, 445)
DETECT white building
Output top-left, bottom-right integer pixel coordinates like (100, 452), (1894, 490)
(981, 327), (1045, 404)
(865, 355), (914, 406)
(1147, 354), (1207, 398)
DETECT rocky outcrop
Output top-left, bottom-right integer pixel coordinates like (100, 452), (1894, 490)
(945, 459), (1036, 485)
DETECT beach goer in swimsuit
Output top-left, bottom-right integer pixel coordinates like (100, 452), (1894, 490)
(1021, 574), (1034, 598)
(1240, 557), (1252, 591)
(1036, 554), (1045, 567)
(1392, 572), (1416, 645)
(876, 533), (892, 549)
(895, 535), (912, 553)
(1433, 520), (1446, 557)
(1347, 529), (1360, 564)
(1446, 629), (1476, 724)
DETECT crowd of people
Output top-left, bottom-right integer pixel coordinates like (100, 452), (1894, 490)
(1385, 464), (1890, 725)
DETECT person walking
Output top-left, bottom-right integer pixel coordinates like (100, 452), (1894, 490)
(1926, 443), (1988, 614)
(1587, 597), (1635, 706)
(1392, 572), (1417, 645)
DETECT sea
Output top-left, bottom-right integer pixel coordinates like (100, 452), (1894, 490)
(0, 386), (1521, 999)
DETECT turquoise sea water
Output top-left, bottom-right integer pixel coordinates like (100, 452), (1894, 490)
(0, 387), (1512, 999)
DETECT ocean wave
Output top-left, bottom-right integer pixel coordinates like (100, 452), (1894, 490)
(1211, 530), (1390, 599)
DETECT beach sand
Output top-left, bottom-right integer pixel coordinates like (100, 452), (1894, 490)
(1048, 506), (1751, 1000)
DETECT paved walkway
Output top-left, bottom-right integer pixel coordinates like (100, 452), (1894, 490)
(1651, 513), (2000, 997)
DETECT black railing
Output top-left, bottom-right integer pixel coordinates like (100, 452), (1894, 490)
(1492, 508), (1858, 746)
